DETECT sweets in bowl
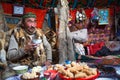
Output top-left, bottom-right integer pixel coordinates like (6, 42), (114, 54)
(55, 62), (99, 80)
(31, 66), (42, 75)
(21, 72), (39, 80)
(21, 66), (42, 80)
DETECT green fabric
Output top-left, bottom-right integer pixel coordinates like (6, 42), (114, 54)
(116, 55), (120, 58)
(23, 12), (36, 19)
(75, 54), (96, 62)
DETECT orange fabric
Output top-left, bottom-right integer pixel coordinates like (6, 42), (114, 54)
(84, 8), (93, 18)
(2, 2), (119, 28)
(87, 42), (105, 55)
(25, 8), (47, 28)
(1, 2), (12, 14)
(69, 9), (77, 21)
(1, 2), (46, 28)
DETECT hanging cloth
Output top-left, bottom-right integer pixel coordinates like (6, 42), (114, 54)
(47, 8), (56, 31)
(91, 7), (100, 24)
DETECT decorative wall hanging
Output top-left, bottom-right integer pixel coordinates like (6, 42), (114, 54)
(13, 4), (24, 16)
(5, 15), (21, 29)
(98, 9), (109, 25)
(91, 8), (100, 25)
(76, 8), (87, 23)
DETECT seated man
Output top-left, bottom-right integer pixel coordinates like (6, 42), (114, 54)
(7, 12), (52, 67)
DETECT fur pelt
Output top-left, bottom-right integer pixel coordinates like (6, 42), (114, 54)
(14, 28), (46, 65)
(0, 30), (7, 69)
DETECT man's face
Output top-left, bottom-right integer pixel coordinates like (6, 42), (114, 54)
(24, 18), (37, 34)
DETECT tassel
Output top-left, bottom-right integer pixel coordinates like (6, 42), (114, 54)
(35, 46), (40, 57)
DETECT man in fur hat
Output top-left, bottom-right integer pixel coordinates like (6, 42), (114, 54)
(7, 12), (52, 67)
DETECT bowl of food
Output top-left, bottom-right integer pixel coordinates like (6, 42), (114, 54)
(54, 62), (100, 80)
(12, 65), (28, 75)
(31, 66), (43, 75)
(59, 70), (99, 80)
(21, 72), (40, 80)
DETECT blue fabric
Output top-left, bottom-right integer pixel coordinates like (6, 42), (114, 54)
(47, 13), (51, 28)
(72, 0), (78, 9)
(51, 0), (56, 7)
(116, 29), (120, 36)
(39, 0), (44, 8)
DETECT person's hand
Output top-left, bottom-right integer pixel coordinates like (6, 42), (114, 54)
(24, 40), (38, 52)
